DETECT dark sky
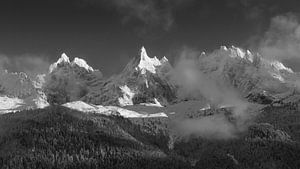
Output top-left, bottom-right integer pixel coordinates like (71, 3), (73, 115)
(0, 0), (300, 75)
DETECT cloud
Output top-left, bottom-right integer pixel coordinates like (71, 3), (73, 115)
(255, 13), (300, 60)
(175, 114), (237, 139)
(105, 0), (194, 31)
(0, 54), (50, 77)
(170, 47), (250, 139)
(44, 68), (89, 104)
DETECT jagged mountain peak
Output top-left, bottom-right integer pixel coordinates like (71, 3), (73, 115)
(49, 53), (70, 73)
(216, 45), (294, 74)
(79, 47), (176, 107)
(49, 53), (95, 73)
(137, 47), (162, 74)
(60, 53), (70, 63)
(217, 45), (255, 63)
(194, 45), (297, 97)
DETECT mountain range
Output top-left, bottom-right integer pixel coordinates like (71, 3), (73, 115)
(0, 46), (299, 114)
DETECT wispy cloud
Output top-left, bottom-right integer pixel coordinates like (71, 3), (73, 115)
(170, 47), (250, 139)
(104, 0), (194, 31)
(256, 13), (300, 60)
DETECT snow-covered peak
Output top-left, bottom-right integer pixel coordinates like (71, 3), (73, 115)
(138, 47), (161, 74)
(230, 46), (246, 59)
(49, 53), (70, 73)
(60, 53), (70, 63)
(49, 53), (95, 73)
(218, 46), (256, 63)
(72, 57), (94, 72)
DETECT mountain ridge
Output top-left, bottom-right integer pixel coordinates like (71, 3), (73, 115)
(1, 45), (299, 114)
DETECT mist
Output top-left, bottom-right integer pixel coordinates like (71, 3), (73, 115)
(256, 13), (300, 62)
(175, 114), (237, 139)
(0, 54), (50, 77)
(171, 47), (250, 139)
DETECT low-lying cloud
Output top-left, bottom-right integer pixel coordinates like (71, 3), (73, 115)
(175, 114), (238, 139)
(171, 48), (250, 139)
(256, 13), (300, 61)
(0, 54), (50, 77)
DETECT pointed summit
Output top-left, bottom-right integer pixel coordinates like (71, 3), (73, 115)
(49, 53), (70, 73)
(49, 53), (96, 73)
(137, 46), (161, 74)
(140, 46), (148, 60)
(60, 53), (70, 63)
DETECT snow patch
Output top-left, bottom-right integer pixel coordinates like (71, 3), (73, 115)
(232, 46), (246, 59)
(160, 56), (169, 64)
(270, 73), (285, 82)
(62, 101), (168, 118)
(33, 91), (49, 109)
(72, 57), (94, 72)
(246, 50), (254, 62)
(270, 60), (293, 73)
(200, 104), (211, 111)
(0, 96), (25, 113)
(118, 85), (135, 106)
(145, 79), (149, 88)
(228, 46), (246, 59)
(106, 106), (168, 118)
(63, 101), (111, 115)
(140, 98), (163, 107)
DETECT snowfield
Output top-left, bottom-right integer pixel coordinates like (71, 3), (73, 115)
(63, 101), (168, 118)
(0, 96), (25, 113)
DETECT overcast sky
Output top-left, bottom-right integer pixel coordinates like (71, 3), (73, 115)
(0, 0), (300, 75)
